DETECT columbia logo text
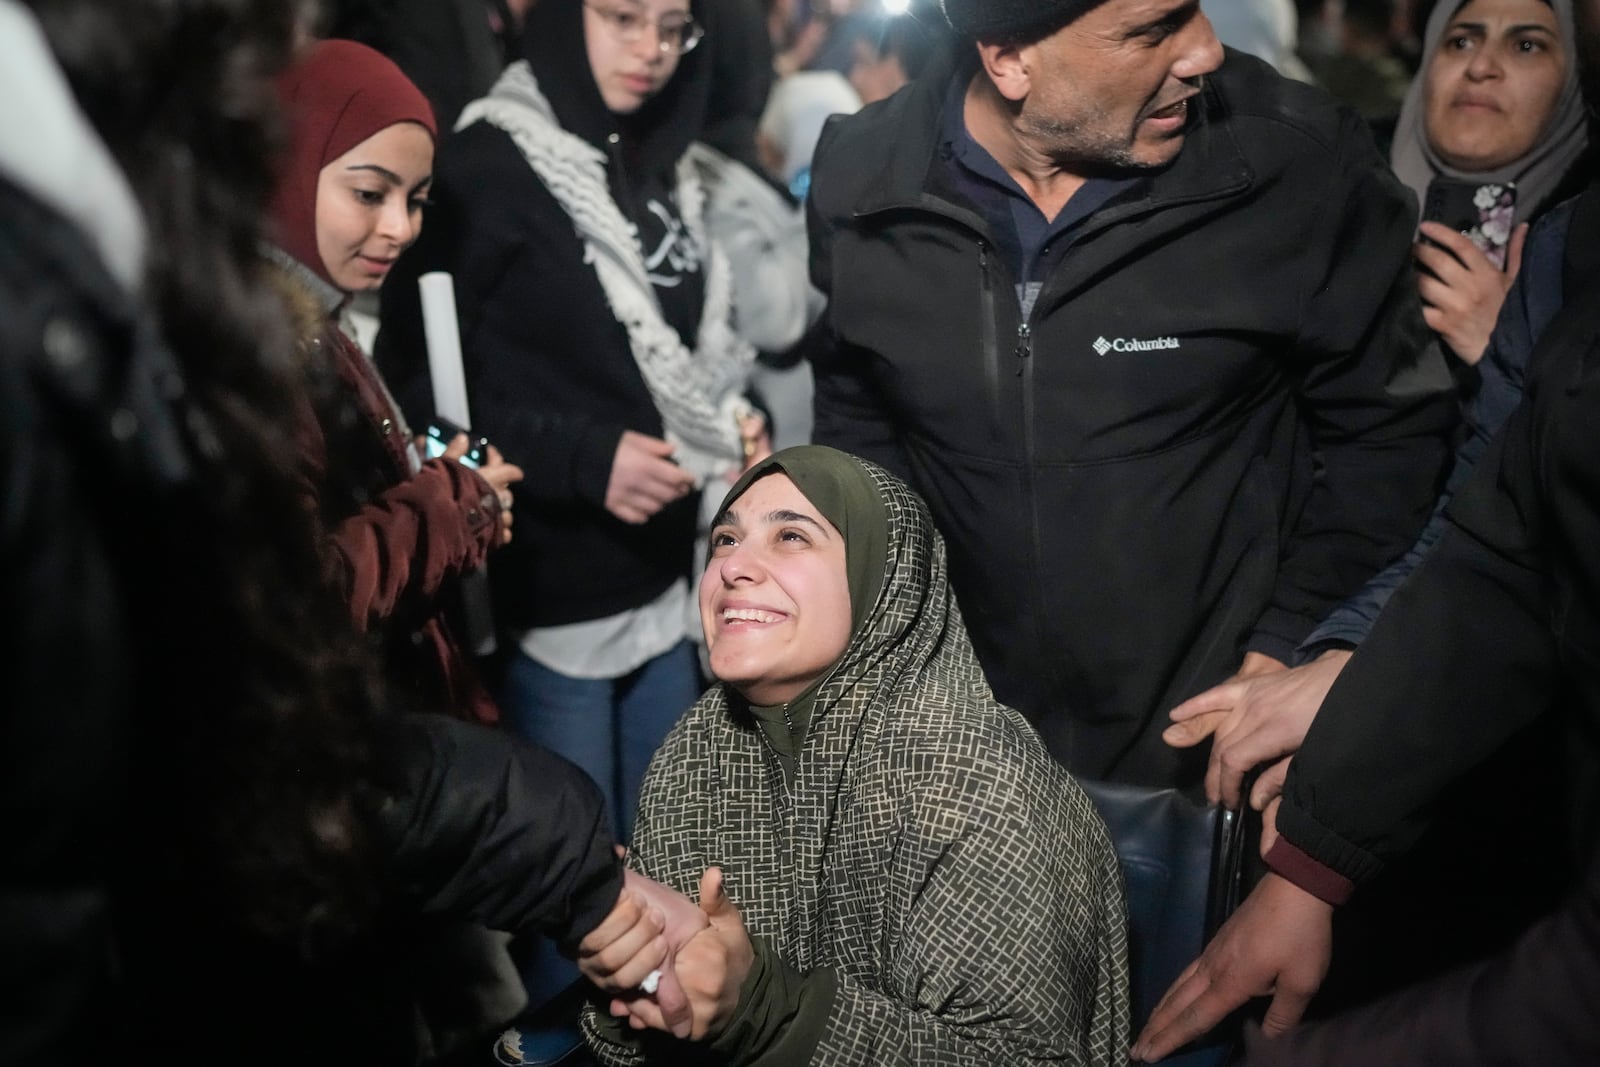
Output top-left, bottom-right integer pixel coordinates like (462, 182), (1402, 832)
(1093, 335), (1181, 355)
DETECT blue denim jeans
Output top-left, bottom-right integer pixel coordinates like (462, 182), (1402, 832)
(498, 640), (702, 1010)
(498, 639), (701, 842)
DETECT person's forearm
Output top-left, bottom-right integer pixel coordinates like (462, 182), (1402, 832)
(1262, 836), (1354, 906)
(374, 715), (623, 946)
(1278, 513), (1555, 885)
(1246, 855), (1600, 1065)
(328, 459), (499, 629)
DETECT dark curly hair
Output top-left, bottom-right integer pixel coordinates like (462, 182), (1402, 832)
(26, 0), (389, 954)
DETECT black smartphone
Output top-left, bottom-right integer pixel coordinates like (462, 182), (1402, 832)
(423, 415), (490, 469)
(1422, 178), (1517, 270)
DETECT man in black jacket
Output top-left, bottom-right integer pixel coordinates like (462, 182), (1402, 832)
(807, 0), (1458, 788)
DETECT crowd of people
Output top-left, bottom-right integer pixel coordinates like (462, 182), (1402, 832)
(5, 0), (1599, 1064)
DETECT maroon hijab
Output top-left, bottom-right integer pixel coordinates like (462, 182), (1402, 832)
(269, 39), (436, 289)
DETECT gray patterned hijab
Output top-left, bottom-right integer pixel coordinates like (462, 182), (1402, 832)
(1391, 0), (1589, 226)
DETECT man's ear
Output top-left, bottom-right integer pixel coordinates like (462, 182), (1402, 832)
(975, 40), (1032, 103)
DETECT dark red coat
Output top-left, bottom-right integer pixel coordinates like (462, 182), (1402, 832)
(289, 277), (502, 723)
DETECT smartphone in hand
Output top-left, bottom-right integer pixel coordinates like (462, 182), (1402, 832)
(1422, 178), (1518, 270)
(423, 416), (490, 469)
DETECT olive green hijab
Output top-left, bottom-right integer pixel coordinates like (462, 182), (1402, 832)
(712, 445), (891, 778)
(714, 444), (889, 636)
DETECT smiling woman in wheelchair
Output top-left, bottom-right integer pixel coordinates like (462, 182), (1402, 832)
(582, 444), (1132, 1066)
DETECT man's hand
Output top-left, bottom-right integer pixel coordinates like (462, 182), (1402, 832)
(1163, 649), (1350, 809)
(611, 866), (755, 1041)
(1235, 651), (1288, 679)
(1131, 873), (1333, 1062)
(579, 870), (708, 1039)
(605, 431), (696, 525)
(1414, 221), (1527, 365)
(576, 887), (668, 993)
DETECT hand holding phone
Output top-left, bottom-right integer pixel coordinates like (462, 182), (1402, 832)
(1414, 179), (1526, 366)
(1421, 178), (1517, 271)
(423, 416), (490, 469)
(421, 418), (524, 544)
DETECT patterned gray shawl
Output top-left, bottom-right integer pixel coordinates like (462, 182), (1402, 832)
(584, 447), (1130, 1065)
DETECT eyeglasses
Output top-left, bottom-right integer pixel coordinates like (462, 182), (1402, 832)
(584, 2), (705, 55)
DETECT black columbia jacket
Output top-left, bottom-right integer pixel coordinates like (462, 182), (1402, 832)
(808, 49), (1458, 787)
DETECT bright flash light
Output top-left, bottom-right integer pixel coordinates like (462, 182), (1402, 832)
(882, 0), (911, 13)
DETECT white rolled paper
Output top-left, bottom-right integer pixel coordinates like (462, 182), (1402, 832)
(418, 272), (471, 428)
(417, 271), (497, 656)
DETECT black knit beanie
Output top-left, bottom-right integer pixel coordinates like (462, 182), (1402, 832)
(940, 0), (1095, 42)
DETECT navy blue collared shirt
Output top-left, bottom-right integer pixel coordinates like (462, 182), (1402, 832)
(938, 74), (1136, 319)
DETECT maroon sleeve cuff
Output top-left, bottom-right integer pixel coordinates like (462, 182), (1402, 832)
(1264, 836), (1356, 906)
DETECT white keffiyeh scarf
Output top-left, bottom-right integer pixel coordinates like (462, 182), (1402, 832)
(459, 62), (754, 486)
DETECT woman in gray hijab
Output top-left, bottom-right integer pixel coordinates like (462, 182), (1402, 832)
(583, 445), (1131, 1066)
(1393, 0), (1589, 365)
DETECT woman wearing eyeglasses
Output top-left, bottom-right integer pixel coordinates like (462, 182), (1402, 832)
(375, 0), (764, 1056)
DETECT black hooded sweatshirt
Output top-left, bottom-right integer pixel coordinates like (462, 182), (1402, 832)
(376, 0), (719, 629)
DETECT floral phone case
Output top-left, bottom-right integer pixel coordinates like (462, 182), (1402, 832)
(1422, 179), (1517, 270)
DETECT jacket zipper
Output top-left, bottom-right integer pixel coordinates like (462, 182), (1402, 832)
(971, 237), (1042, 555)
(1016, 311), (1044, 691)
(974, 236), (1047, 679)
(858, 201), (1055, 691)
(979, 242), (1000, 416)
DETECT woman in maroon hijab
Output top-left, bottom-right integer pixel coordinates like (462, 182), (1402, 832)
(269, 38), (521, 723)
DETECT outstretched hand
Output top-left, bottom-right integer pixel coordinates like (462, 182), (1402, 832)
(577, 869), (708, 1039)
(1163, 650), (1350, 810)
(1131, 873), (1333, 1062)
(611, 866), (755, 1041)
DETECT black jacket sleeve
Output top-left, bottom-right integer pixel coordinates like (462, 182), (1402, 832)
(1275, 380), (1557, 885)
(374, 714), (623, 952)
(1297, 202), (1564, 658)
(3, 241), (136, 1067)
(1251, 108), (1457, 662)
(1, 178), (201, 1067)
